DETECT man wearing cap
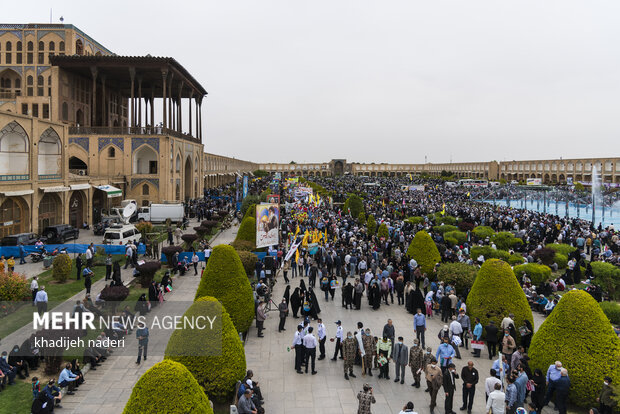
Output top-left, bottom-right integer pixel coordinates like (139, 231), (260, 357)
(408, 338), (424, 388)
(292, 325), (304, 374)
(331, 320), (344, 361)
(317, 318), (327, 360)
(303, 327), (318, 375)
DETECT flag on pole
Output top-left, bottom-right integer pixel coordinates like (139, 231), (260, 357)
(441, 203), (446, 216)
(382, 199), (385, 207)
(467, 192), (470, 198)
(295, 248), (300, 264)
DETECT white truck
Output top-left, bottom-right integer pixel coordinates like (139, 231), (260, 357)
(137, 203), (184, 223)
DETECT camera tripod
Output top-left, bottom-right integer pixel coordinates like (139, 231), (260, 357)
(263, 297), (279, 312)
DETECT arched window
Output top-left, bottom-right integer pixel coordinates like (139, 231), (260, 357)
(75, 39), (83, 55)
(142, 184), (149, 195)
(49, 41), (55, 51)
(0, 121), (30, 176)
(108, 147), (115, 158)
(26, 75), (33, 96)
(194, 156), (198, 172)
(27, 41), (33, 51)
(133, 145), (158, 174)
(5, 41), (11, 51)
(38, 41), (44, 51)
(16, 41), (21, 51)
(15, 78), (20, 89)
(37, 75), (44, 96)
(59, 41), (65, 52)
(175, 154), (181, 172)
(38, 128), (61, 176)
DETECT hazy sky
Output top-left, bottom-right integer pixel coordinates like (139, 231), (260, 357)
(11, 1), (620, 163)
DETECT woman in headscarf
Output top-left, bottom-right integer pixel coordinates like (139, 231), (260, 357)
(290, 288), (301, 318)
(307, 287), (321, 318)
(134, 293), (149, 315)
(71, 359), (85, 386)
(8, 344), (29, 378)
(411, 287), (426, 316)
(530, 368), (546, 411)
(148, 281), (159, 307)
(283, 285), (291, 305)
(369, 282), (381, 310)
(299, 279), (307, 294)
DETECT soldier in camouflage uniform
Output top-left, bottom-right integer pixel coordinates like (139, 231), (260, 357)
(342, 331), (358, 380)
(422, 346), (434, 391)
(362, 328), (375, 376)
(408, 338), (424, 388)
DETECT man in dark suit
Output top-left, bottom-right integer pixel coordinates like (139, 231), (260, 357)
(485, 321), (499, 360)
(393, 336), (409, 384)
(443, 362), (459, 414)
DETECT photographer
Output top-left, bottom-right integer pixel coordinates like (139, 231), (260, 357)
(356, 383), (376, 414)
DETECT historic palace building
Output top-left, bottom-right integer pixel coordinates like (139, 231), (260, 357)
(259, 158), (620, 184)
(0, 24), (254, 236)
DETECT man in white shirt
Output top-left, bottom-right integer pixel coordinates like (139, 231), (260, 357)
(30, 276), (39, 306)
(331, 320), (343, 360)
(485, 369), (502, 399)
(501, 313), (515, 332)
(303, 327), (318, 375)
(203, 245), (212, 265)
(85, 244), (94, 267)
(317, 319), (327, 360)
(34, 286), (48, 315)
(485, 382), (506, 413)
(448, 316), (463, 359)
(292, 326), (304, 374)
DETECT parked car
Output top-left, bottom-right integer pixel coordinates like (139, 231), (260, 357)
(42, 224), (80, 243)
(0, 232), (40, 246)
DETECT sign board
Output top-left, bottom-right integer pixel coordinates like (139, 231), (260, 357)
(242, 176), (249, 199)
(267, 194), (280, 204)
(526, 178), (542, 186)
(256, 203), (279, 248)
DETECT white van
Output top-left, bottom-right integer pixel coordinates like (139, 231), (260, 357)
(103, 224), (141, 245)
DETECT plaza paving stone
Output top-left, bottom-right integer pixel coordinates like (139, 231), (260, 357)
(244, 271), (563, 414)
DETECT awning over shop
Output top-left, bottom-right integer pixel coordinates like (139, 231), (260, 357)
(41, 186), (70, 193)
(235, 172), (242, 178)
(96, 185), (123, 198)
(70, 184), (91, 191)
(2, 189), (34, 196)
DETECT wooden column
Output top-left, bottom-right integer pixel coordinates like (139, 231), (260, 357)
(90, 67), (98, 127)
(198, 99), (202, 141)
(188, 92), (193, 137)
(177, 82), (184, 133)
(161, 70), (168, 128)
(129, 67), (136, 128)
(167, 72), (174, 130)
(137, 77), (142, 127)
(195, 97), (200, 140)
(101, 75), (106, 127)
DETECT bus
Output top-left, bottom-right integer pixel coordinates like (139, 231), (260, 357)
(458, 179), (488, 188)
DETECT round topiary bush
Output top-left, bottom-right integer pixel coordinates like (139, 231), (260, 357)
(358, 211), (366, 224)
(554, 253), (568, 269)
(458, 221), (475, 232)
(52, 254), (72, 283)
(181, 233), (198, 249)
(533, 247), (556, 266)
(436, 263), (477, 294)
(599, 301), (620, 325)
(230, 240), (254, 252)
(491, 232), (522, 251)
(547, 243), (577, 257)
(366, 214), (377, 235)
(591, 262), (620, 300)
(124, 359), (213, 413)
(195, 245), (255, 333)
(377, 223), (389, 239)
(236, 250), (258, 277)
(165, 296), (246, 403)
(162, 246), (183, 266)
(0, 271), (30, 302)
(466, 259), (534, 340)
(444, 230), (467, 245)
(432, 225), (458, 235)
(513, 263), (552, 285)
(406, 231), (441, 275)
(472, 226), (495, 240)
(529, 290), (620, 407)
(136, 261), (162, 288)
(470, 246), (510, 262)
(435, 214), (457, 226)
(235, 216), (257, 248)
(406, 216), (425, 225)
(508, 253), (525, 266)
(343, 194), (364, 218)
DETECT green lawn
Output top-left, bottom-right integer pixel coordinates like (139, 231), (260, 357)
(0, 255), (124, 339)
(0, 381), (32, 414)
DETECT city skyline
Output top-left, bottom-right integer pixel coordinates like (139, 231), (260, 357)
(7, 0), (620, 163)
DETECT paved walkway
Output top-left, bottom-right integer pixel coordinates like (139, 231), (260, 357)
(60, 223), (238, 413)
(244, 273), (563, 414)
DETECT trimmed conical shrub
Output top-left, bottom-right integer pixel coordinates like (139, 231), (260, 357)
(529, 290), (620, 406)
(406, 230), (441, 275)
(195, 244), (255, 333)
(366, 214), (377, 235)
(235, 216), (257, 248)
(343, 194), (364, 218)
(466, 259), (533, 340)
(165, 296), (246, 403)
(377, 223), (389, 239)
(123, 359), (213, 414)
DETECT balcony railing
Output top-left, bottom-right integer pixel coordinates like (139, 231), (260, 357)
(0, 174), (29, 181)
(38, 174), (62, 180)
(0, 91), (18, 100)
(68, 126), (200, 143)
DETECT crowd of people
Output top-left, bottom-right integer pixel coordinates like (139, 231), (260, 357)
(249, 174), (619, 413)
